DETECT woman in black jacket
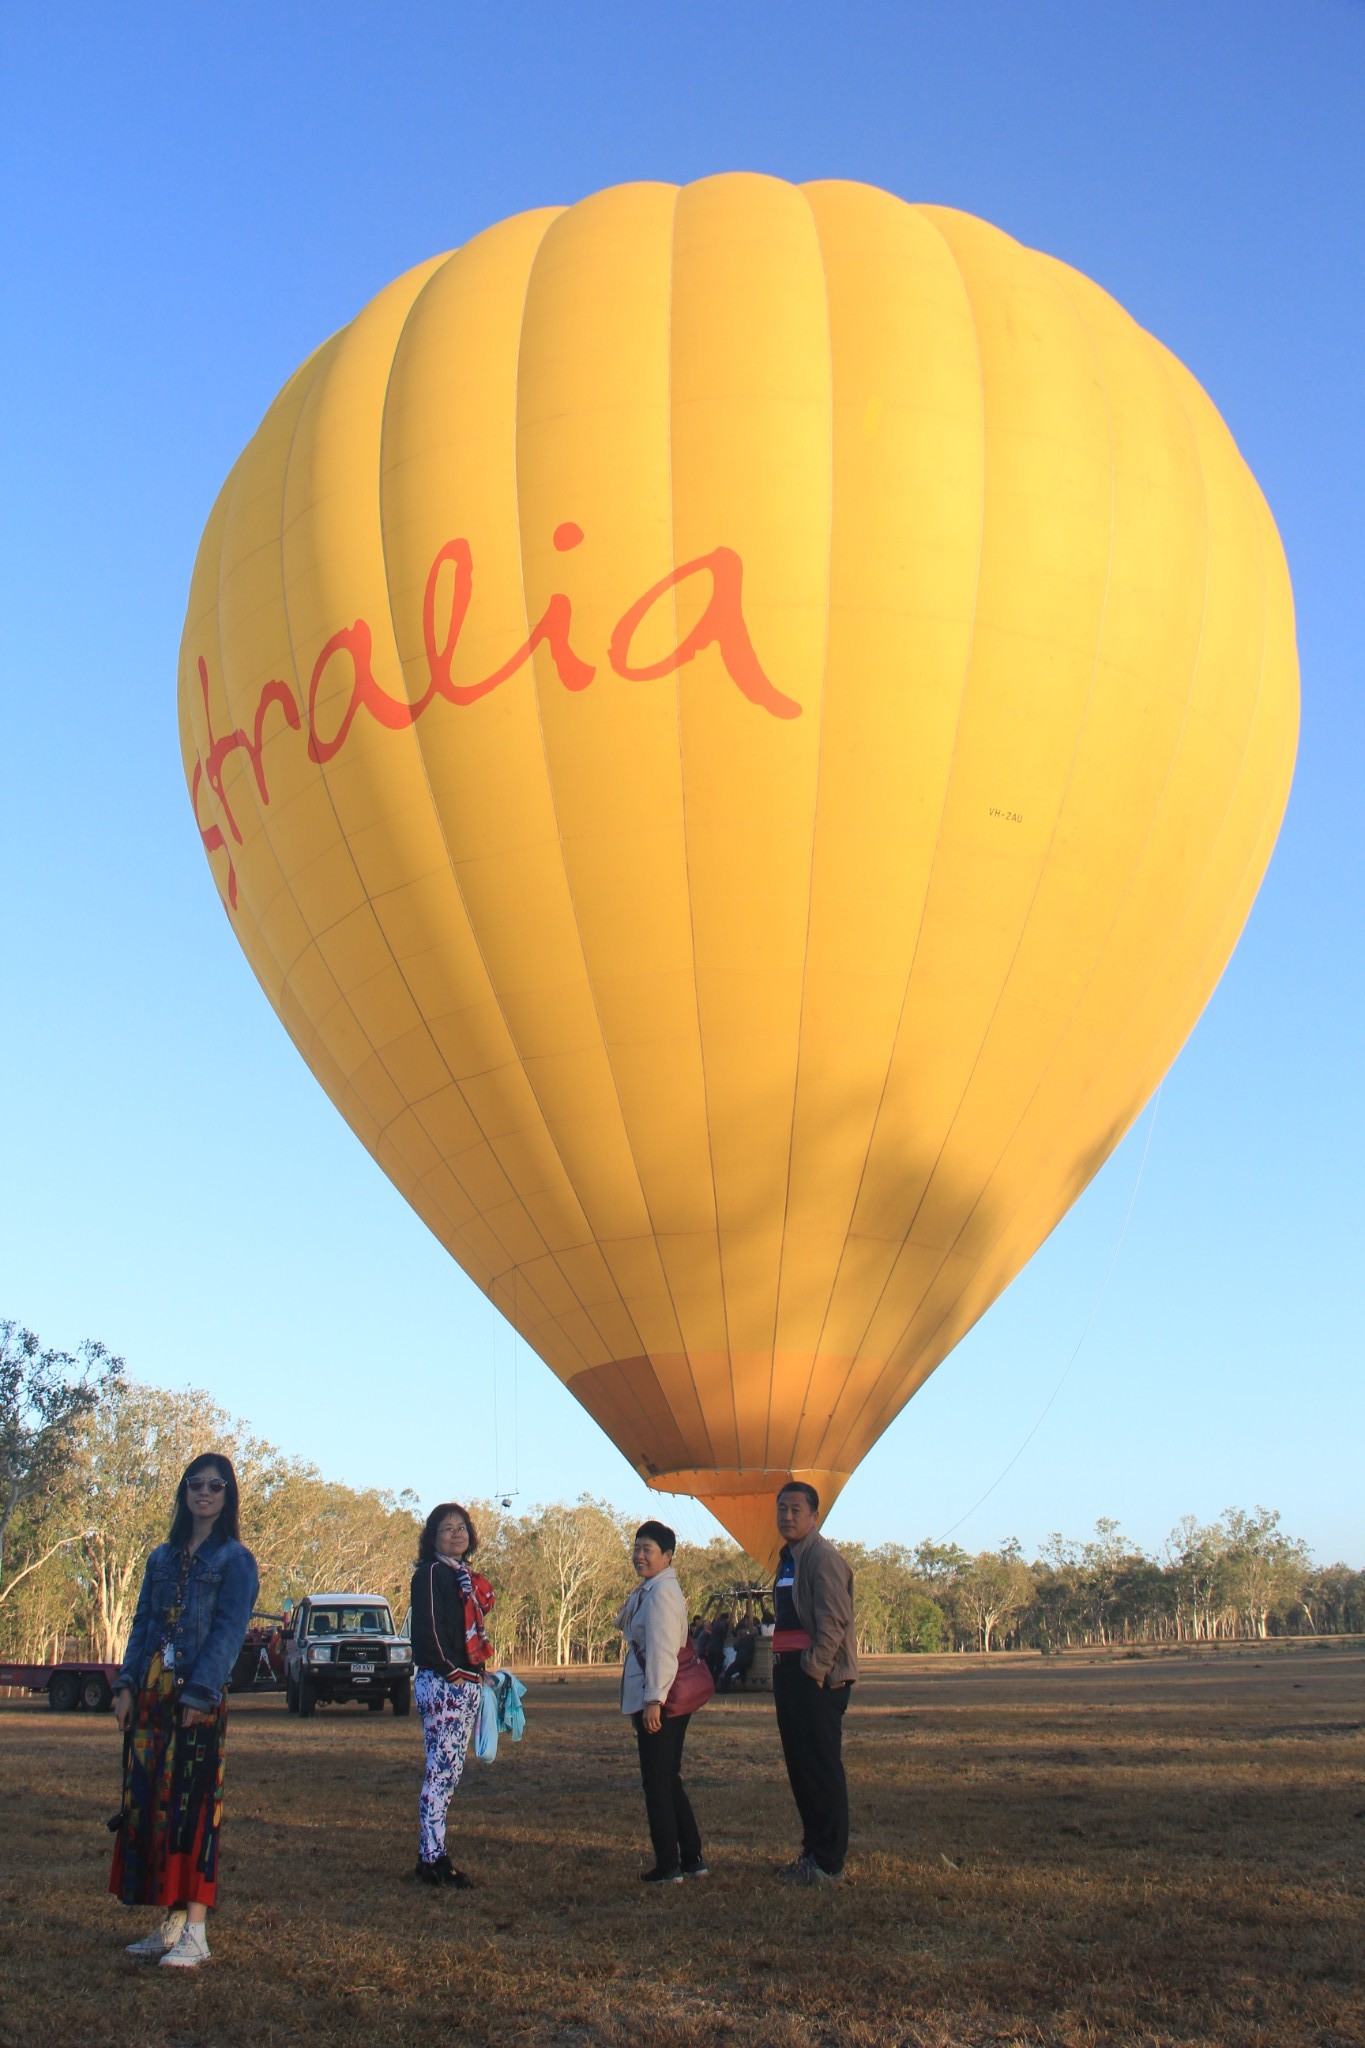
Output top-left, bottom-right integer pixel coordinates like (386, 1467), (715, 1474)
(410, 1501), (494, 1888)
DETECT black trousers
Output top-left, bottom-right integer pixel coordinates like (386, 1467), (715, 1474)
(633, 1710), (702, 1873)
(773, 1657), (851, 1873)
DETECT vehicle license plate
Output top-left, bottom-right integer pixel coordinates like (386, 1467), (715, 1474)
(351, 1662), (374, 1674)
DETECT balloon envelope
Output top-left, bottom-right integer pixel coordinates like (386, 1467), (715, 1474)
(179, 176), (1298, 1567)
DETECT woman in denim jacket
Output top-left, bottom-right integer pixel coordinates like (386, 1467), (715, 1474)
(109, 1452), (258, 1968)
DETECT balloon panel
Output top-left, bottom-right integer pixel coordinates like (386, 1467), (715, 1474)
(180, 176), (1298, 1564)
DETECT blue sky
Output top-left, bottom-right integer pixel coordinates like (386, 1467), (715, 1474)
(2, 3), (1360, 1565)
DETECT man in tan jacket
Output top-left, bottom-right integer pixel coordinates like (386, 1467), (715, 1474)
(770, 1481), (858, 1884)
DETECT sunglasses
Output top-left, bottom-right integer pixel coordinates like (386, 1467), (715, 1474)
(187, 1477), (226, 1494)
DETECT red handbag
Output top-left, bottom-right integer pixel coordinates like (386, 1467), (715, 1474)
(635, 1636), (715, 1717)
(663, 1639), (715, 1717)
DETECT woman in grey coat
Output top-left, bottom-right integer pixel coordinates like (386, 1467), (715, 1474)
(617, 1520), (707, 1884)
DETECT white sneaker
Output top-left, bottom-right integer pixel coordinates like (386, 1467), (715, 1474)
(125, 1910), (187, 1957)
(159, 1920), (211, 1967)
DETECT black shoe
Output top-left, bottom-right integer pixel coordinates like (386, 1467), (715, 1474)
(681, 1858), (709, 1878)
(640, 1866), (683, 1884)
(436, 1855), (473, 1890)
(413, 1858), (441, 1886)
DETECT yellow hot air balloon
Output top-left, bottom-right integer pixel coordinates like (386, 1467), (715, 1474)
(179, 176), (1297, 1567)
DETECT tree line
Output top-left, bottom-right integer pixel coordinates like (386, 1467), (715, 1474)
(3, 1320), (1361, 1667)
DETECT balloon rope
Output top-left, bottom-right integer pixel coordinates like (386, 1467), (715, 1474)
(655, 1485), (707, 1547)
(937, 1083), (1163, 1543)
(492, 1299), (502, 1497)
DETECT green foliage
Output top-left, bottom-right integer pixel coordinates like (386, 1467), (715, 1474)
(948, 1551), (1036, 1652)
(2, 1320), (1358, 1663)
(473, 1495), (635, 1664)
(0, 1319), (123, 1594)
(0, 1370), (421, 1663)
(672, 1534), (766, 1613)
(842, 1543), (946, 1653)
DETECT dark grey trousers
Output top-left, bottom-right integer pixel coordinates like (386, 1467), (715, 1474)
(773, 1656), (851, 1873)
(633, 1710), (702, 1873)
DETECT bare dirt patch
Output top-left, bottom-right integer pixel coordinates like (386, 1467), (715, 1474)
(1, 1651), (1360, 2047)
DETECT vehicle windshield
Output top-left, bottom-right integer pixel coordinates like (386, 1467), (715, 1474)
(307, 1606), (394, 1637)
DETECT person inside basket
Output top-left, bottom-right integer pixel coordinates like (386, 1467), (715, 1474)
(110, 1452), (259, 1968)
(719, 1619), (757, 1691)
(617, 1520), (708, 1884)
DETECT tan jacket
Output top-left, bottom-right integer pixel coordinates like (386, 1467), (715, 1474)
(617, 1566), (689, 1715)
(790, 1527), (858, 1687)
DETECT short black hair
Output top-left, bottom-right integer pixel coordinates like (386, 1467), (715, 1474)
(168, 1454), (241, 1546)
(777, 1480), (820, 1514)
(418, 1501), (480, 1565)
(634, 1519), (676, 1554)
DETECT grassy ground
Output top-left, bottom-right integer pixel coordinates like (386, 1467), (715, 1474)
(0, 1647), (1361, 2048)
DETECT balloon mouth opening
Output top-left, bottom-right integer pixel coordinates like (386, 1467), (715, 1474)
(646, 1468), (850, 1573)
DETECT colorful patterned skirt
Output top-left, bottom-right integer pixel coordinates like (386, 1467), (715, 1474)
(109, 1648), (227, 1909)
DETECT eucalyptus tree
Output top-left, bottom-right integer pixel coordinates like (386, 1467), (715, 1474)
(0, 1319), (122, 1600)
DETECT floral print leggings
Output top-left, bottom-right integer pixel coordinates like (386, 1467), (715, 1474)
(415, 1668), (481, 1861)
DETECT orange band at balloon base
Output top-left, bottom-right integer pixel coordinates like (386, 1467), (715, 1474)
(648, 1470), (851, 1574)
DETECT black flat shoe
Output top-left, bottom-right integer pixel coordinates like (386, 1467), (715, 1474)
(640, 1866), (683, 1884)
(415, 1855), (474, 1889)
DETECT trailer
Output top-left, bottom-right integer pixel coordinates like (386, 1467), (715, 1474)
(0, 1659), (120, 1712)
(229, 1614), (288, 1693)
(1, 1610), (287, 1714)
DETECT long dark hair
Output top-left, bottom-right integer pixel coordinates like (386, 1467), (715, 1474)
(167, 1453), (241, 1548)
(417, 1500), (479, 1565)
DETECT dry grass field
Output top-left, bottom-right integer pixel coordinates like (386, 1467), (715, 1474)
(1, 1647), (1361, 2048)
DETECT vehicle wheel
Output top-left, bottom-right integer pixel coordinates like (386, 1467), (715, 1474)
(286, 1675), (299, 1714)
(298, 1676), (318, 1718)
(81, 1673), (111, 1712)
(48, 1672), (80, 1712)
(367, 1696), (385, 1712)
(391, 1678), (412, 1717)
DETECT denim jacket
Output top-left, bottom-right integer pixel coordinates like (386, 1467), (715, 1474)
(115, 1532), (260, 1715)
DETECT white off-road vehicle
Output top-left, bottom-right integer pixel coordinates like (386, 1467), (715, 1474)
(281, 1594), (414, 1717)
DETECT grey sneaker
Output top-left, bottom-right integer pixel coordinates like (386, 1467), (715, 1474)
(125, 1910), (186, 1957)
(159, 1920), (211, 1967)
(788, 1858), (843, 1886)
(778, 1853), (813, 1882)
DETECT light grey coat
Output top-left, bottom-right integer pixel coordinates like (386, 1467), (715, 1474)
(617, 1565), (689, 1715)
